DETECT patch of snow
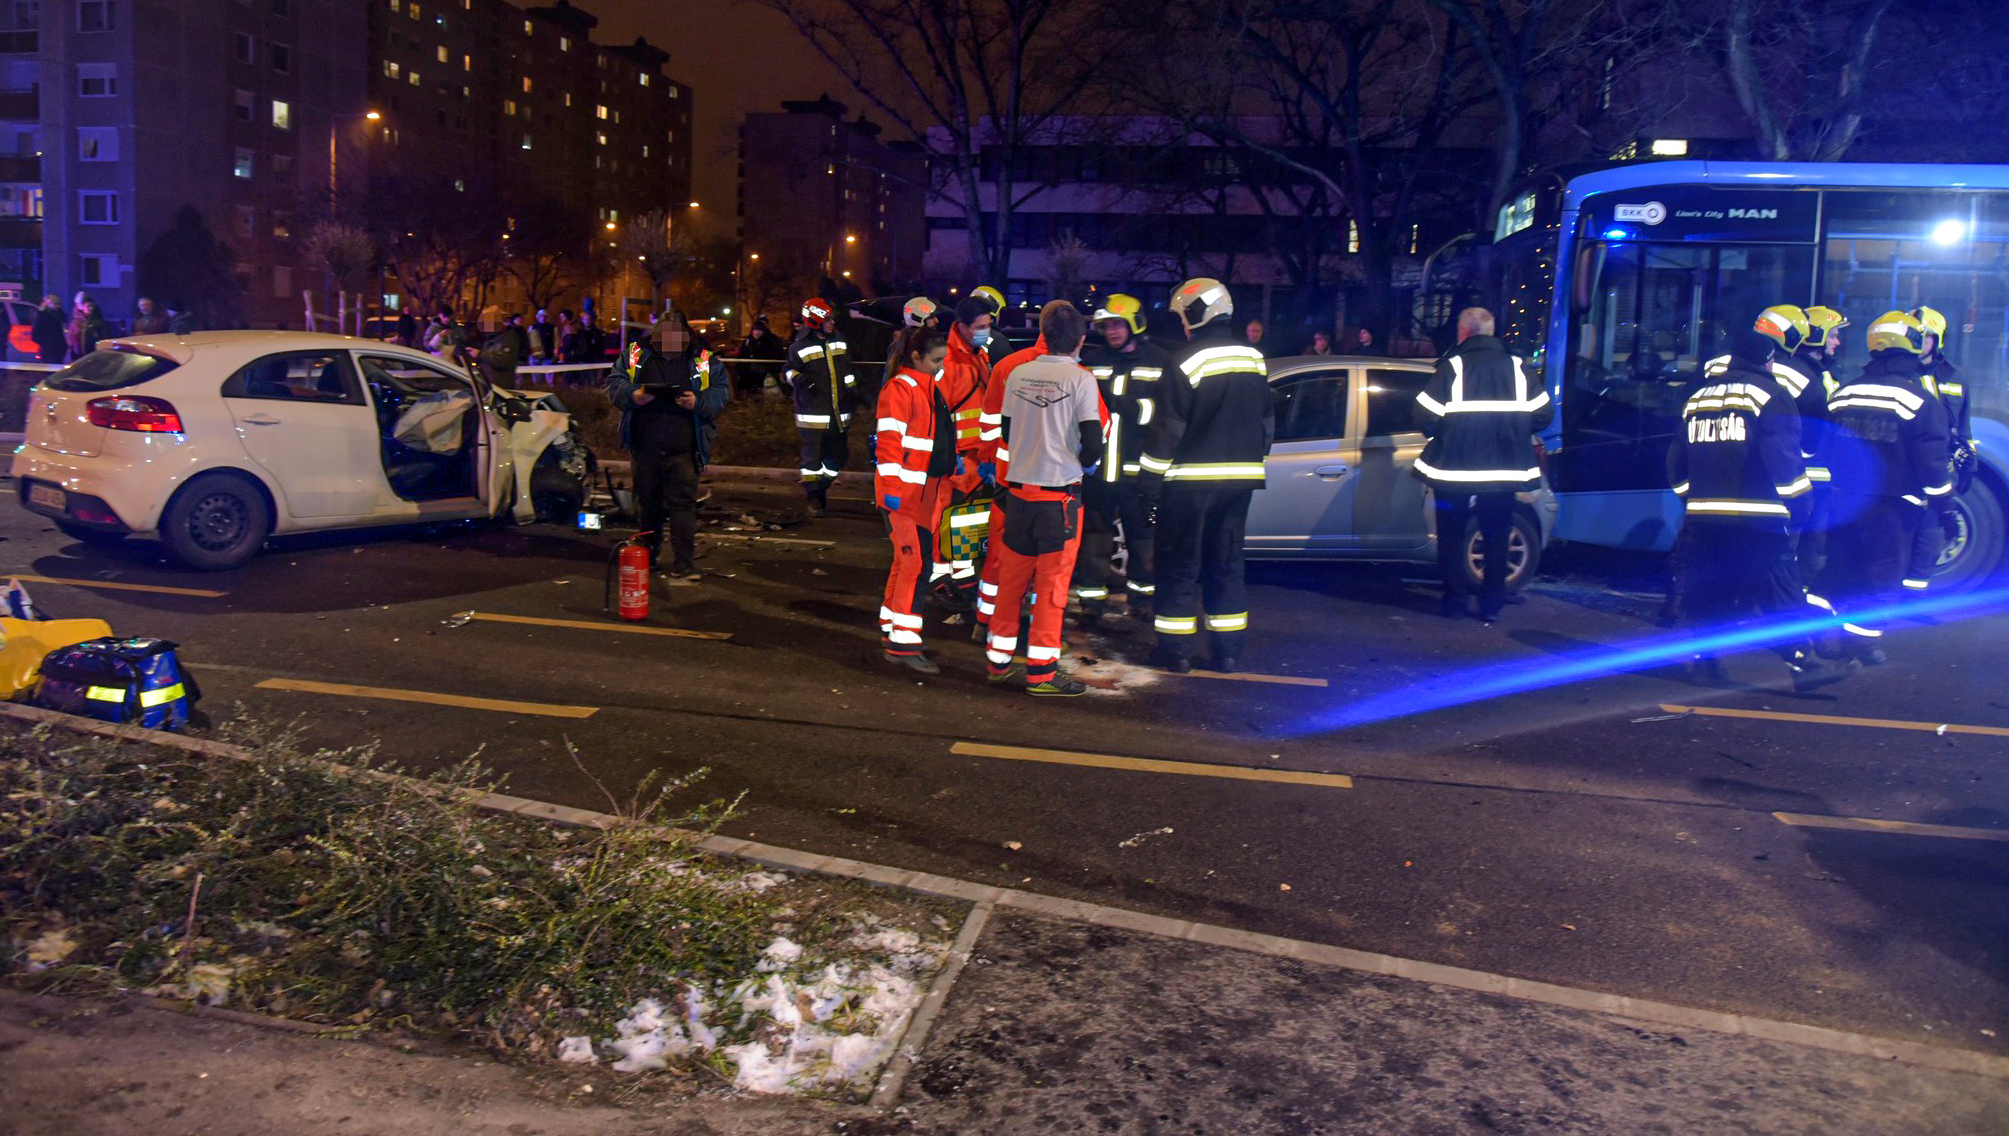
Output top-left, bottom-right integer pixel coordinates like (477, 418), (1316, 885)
(557, 1036), (598, 1064)
(23, 928), (77, 970)
(758, 937), (803, 972)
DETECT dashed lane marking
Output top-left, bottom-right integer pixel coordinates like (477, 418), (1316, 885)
(950, 741), (1352, 788)
(8, 573), (225, 598)
(1660, 703), (2009, 738)
(465, 611), (732, 641)
(1774, 812), (2009, 843)
(1181, 668), (1328, 688)
(254, 678), (598, 719)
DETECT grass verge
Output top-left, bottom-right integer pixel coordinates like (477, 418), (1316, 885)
(0, 723), (959, 1096)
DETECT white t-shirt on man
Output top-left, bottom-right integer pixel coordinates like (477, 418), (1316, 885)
(1002, 353), (1102, 486)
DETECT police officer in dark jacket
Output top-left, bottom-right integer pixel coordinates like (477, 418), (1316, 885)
(1139, 278), (1274, 674)
(1666, 329), (1837, 690)
(1822, 311), (1952, 662)
(607, 313), (729, 584)
(1415, 307), (1553, 623)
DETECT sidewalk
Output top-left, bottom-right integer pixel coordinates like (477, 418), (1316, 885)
(7, 908), (2004, 1135)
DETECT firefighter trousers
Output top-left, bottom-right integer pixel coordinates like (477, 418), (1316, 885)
(985, 486), (1083, 685)
(1793, 483), (1831, 589)
(798, 428), (849, 503)
(1679, 521), (1817, 662)
(881, 482), (948, 656)
(1152, 487), (1252, 663)
(1071, 480), (1157, 609)
(1905, 493), (1952, 590)
(1822, 493), (1922, 650)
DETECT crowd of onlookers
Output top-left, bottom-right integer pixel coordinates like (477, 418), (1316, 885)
(28, 292), (199, 364)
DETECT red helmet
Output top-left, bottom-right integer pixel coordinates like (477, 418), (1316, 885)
(801, 297), (834, 324)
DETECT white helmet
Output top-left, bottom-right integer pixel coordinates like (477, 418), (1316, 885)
(1169, 278), (1232, 332)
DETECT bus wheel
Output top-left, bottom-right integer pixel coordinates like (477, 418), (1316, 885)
(1928, 478), (2005, 595)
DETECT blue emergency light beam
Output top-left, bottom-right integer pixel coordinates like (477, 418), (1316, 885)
(1290, 584), (2009, 736)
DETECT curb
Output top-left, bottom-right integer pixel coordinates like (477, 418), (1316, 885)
(9, 703), (2008, 1083)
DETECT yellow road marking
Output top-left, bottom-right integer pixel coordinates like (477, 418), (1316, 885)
(950, 741), (1351, 788)
(1774, 812), (2009, 843)
(1182, 669), (1328, 689)
(9, 573), (224, 598)
(1660, 703), (2009, 738)
(467, 611), (731, 641)
(255, 678), (597, 719)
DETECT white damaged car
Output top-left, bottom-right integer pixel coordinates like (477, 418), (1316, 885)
(15, 331), (591, 569)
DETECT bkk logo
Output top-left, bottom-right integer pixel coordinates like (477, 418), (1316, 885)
(1613, 201), (1667, 225)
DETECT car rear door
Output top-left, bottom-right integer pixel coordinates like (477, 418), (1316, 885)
(1350, 366), (1436, 550)
(1246, 365), (1360, 554)
(220, 350), (386, 519)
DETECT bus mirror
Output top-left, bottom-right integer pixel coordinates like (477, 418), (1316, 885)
(1571, 243), (1604, 316)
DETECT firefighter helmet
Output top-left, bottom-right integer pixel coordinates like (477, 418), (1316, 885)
(801, 297), (835, 324)
(1754, 304), (1809, 353)
(1804, 305), (1847, 348)
(1169, 278), (1232, 332)
(1865, 310), (1926, 355)
(1091, 293), (1145, 335)
(902, 296), (940, 328)
(972, 285), (1005, 315)
(1911, 305), (1948, 343)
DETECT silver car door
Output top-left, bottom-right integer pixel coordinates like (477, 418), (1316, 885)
(1246, 366), (1359, 554)
(1351, 366), (1436, 550)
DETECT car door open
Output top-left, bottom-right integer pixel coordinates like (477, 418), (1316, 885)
(356, 353), (493, 515)
(1246, 366), (1360, 555)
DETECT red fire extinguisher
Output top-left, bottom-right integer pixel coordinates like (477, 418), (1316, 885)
(606, 533), (652, 622)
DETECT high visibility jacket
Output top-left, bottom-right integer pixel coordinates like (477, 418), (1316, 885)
(937, 325), (991, 457)
(1827, 351), (1953, 503)
(874, 365), (956, 523)
(1414, 335), (1552, 492)
(978, 337), (1047, 477)
(1920, 353), (1971, 447)
(1139, 329), (1272, 491)
(787, 329), (856, 432)
(1666, 359), (1808, 523)
(1081, 339), (1170, 485)
(1787, 348), (1840, 483)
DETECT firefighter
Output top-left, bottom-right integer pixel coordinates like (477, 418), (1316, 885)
(1822, 311), (1952, 662)
(1415, 307), (1552, 624)
(787, 297), (857, 516)
(1904, 305), (1971, 591)
(1139, 279), (1273, 674)
(1074, 293), (1169, 624)
(984, 301), (1104, 695)
(1667, 329), (1839, 690)
(972, 285), (1011, 367)
(874, 329), (958, 674)
(1792, 305), (1849, 583)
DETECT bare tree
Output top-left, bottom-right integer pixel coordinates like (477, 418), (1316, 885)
(1718, 0), (1894, 161)
(753, 0), (1106, 282)
(501, 196), (593, 313)
(1042, 234), (1092, 302)
(365, 173), (505, 319)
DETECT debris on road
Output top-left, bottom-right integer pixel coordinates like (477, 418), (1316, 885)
(1118, 827), (1173, 849)
(1631, 709), (1694, 723)
(1003, 841), (1022, 851)
(441, 611), (475, 628)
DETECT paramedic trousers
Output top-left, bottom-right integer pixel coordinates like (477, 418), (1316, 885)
(1824, 493), (1922, 651)
(975, 497), (1008, 627)
(633, 449), (700, 569)
(1152, 487), (1252, 663)
(985, 485), (1083, 686)
(881, 481), (948, 657)
(798, 428), (849, 504)
(1680, 521), (1815, 662)
(1435, 490), (1515, 617)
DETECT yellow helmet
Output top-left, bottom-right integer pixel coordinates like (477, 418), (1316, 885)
(1803, 305), (1848, 348)
(1169, 277), (1232, 332)
(1091, 293), (1145, 335)
(1754, 304), (1810, 353)
(1865, 310), (1926, 355)
(1910, 305), (1948, 343)
(972, 285), (1005, 316)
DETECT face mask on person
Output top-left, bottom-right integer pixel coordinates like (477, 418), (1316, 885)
(971, 328), (992, 349)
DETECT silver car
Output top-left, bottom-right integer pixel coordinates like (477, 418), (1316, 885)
(1246, 355), (1559, 590)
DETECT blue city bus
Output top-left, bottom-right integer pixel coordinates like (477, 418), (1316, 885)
(1494, 160), (2009, 591)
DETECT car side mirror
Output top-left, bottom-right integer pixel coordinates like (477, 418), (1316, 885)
(494, 395), (532, 424)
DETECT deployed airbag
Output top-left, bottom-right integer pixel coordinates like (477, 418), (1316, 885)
(392, 390), (475, 454)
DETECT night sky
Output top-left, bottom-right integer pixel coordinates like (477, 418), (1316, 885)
(589, 0), (859, 230)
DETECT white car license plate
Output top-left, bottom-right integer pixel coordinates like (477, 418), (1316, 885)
(28, 484), (63, 511)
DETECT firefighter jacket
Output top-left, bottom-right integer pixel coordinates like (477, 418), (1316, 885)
(1414, 335), (1553, 492)
(1666, 358), (1808, 525)
(978, 337), (1048, 477)
(874, 365), (957, 523)
(937, 324), (992, 461)
(1826, 351), (1953, 503)
(1082, 339), (1171, 486)
(787, 329), (857, 432)
(1787, 348), (1839, 484)
(1138, 328), (1273, 492)
(1920, 353), (1971, 447)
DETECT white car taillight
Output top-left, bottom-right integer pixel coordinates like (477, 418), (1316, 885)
(86, 396), (184, 434)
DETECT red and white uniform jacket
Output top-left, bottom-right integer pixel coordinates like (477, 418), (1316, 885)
(874, 365), (956, 522)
